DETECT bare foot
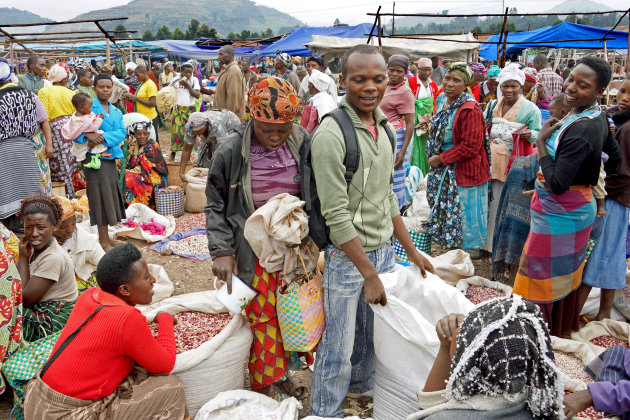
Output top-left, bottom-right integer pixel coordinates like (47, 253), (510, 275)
(593, 312), (611, 322)
(100, 240), (113, 252)
(596, 210), (607, 217)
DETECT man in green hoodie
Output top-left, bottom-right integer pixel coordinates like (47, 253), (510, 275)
(308, 44), (434, 417)
(17, 55), (47, 94)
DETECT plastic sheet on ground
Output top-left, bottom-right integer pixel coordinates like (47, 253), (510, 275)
(149, 227), (210, 262)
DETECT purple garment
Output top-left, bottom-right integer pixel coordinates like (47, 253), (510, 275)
(33, 96), (48, 124)
(588, 348), (630, 418)
(250, 142), (300, 209)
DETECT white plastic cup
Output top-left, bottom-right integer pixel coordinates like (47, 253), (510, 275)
(215, 274), (256, 315)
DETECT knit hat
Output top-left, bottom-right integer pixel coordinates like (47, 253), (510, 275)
(0, 60), (12, 84)
(48, 63), (68, 83)
(498, 63), (526, 87)
(388, 54), (410, 71)
(446, 296), (563, 420)
(487, 65), (501, 79)
(446, 62), (474, 85)
(417, 57), (432, 69)
(275, 50), (292, 68)
(248, 77), (299, 124)
(308, 69), (330, 93)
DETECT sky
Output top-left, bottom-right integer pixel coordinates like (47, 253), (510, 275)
(5, 0), (630, 25)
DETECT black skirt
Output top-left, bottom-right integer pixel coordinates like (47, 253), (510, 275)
(83, 156), (126, 227)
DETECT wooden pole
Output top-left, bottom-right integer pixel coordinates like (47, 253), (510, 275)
(106, 38), (110, 66)
(392, 2), (396, 36)
(377, 14), (383, 51)
(603, 41), (608, 65)
(0, 17), (128, 28)
(367, 6), (382, 44)
(499, 8), (509, 67)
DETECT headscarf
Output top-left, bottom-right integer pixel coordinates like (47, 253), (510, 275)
(487, 65), (501, 80)
(73, 58), (88, 70)
(446, 62), (474, 85)
(0, 60), (12, 84)
(524, 73), (537, 84)
(185, 109), (242, 138)
(164, 61), (174, 70)
(388, 54), (410, 71)
(275, 50), (292, 68)
(446, 296), (563, 420)
(469, 62), (486, 76)
(308, 69), (330, 93)
(498, 63), (525, 87)
(248, 77), (299, 124)
(127, 120), (153, 136)
(523, 67), (538, 80)
(417, 57), (432, 69)
(48, 63), (68, 83)
(54, 196), (87, 220)
(125, 62), (137, 72)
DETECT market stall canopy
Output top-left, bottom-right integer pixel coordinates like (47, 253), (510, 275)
(480, 22), (629, 60)
(251, 23), (381, 61)
(305, 33), (480, 60)
(148, 40), (263, 61)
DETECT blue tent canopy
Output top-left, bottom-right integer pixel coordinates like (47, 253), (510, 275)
(480, 22), (629, 61)
(148, 40), (263, 60)
(252, 23), (382, 61)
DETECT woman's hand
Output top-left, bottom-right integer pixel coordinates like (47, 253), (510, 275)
(563, 390), (593, 419)
(18, 236), (32, 261)
(428, 155), (442, 168)
(435, 313), (465, 348)
(155, 311), (177, 325)
(538, 117), (561, 143)
(394, 150), (407, 168)
(407, 250), (435, 278)
(127, 95), (137, 102)
(85, 132), (105, 149)
(45, 144), (54, 158)
(179, 171), (188, 185)
(519, 129), (532, 141)
(212, 256), (237, 293)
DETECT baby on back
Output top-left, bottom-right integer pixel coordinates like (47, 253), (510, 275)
(61, 92), (111, 169)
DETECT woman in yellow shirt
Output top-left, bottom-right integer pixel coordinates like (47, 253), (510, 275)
(127, 65), (159, 142)
(38, 64), (79, 198)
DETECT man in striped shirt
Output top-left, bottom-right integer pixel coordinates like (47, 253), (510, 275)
(533, 54), (564, 100)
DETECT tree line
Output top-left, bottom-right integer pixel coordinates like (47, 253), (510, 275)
(112, 20), (275, 41)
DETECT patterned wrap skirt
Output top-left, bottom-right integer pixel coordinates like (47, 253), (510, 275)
(48, 116), (79, 199)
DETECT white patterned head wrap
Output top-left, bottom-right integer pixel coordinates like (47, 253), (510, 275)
(0, 60), (11, 84)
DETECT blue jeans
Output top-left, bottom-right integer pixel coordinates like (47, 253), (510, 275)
(309, 244), (395, 417)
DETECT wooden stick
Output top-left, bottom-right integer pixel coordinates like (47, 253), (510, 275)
(2, 30), (136, 37)
(106, 38), (110, 66)
(501, 9), (509, 67)
(377, 14), (382, 50)
(0, 17), (127, 28)
(368, 10), (627, 17)
(367, 5), (382, 44)
(600, 8), (629, 41)
(0, 27), (34, 53)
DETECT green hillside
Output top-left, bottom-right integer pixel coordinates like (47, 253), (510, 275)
(0, 8), (52, 33)
(54, 0), (303, 37)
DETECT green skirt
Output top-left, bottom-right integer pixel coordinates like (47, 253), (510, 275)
(22, 299), (76, 342)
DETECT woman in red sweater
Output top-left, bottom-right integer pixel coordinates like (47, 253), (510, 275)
(23, 243), (189, 420)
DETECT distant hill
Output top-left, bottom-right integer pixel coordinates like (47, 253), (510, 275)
(51, 0), (303, 37)
(547, 0), (612, 13)
(0, 8), (53, 33)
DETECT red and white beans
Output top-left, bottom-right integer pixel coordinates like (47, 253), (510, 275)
(150, 311), (232, 354)
(465, 285), (506, 305)
(590, 335), (630, 349)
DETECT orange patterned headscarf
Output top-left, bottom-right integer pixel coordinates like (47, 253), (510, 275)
(54, 196), (89, 220)
(248, 77), (299, 124)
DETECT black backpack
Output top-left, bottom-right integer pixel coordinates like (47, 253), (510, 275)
(300, 107), (396, 250)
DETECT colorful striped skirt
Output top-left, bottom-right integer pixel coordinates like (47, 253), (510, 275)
(513, 179), (595, 335)
(393, 127), (409, 209)
(170, 105), (196, 153)
(22, 299), (76, 343)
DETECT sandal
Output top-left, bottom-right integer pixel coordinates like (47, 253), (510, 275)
(277, 375), (307, 400)
(468, 249), (485, 260)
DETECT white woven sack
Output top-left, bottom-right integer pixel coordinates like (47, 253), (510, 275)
(184, 168), (208, 213)
(570, 319), (630, 345)
(371, 265), (475, 420)
(195, 390), (301, 420)
(139, 291), (253, 417)
(147, 264), (174, 304)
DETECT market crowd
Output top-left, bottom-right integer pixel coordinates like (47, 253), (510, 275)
(0, 39), (629, 420)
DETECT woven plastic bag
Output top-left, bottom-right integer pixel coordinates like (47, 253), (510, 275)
(156, 186), (184, 217)
(277, 247), (325, 352)
(195, 389), (301, 420)
(394, 230), (431, 261)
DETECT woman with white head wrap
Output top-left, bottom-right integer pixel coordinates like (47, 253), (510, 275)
(482, 63), (542, 254)
(299, 69), (337, 134)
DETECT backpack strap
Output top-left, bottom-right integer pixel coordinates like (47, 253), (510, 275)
(326, 107), (360, 184)
(40, 304), (109, 378)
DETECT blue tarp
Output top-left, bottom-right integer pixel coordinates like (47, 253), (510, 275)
(147, 40), (263, 60)
(252, 23), (382, 60)
(480, 22), (629, 61)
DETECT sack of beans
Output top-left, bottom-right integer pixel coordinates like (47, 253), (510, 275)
(184, 168), (208, 213)
(140, 291), (252, 418)
(570, 319), (630, 348)
(455, 276), (513, 306)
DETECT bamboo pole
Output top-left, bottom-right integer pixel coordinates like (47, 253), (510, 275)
(106, 38), (110, 66)
(2, 30), (136, 37)
(0, 17), (128, 28)
(368, 9), (627, 18)
(367, 5), (382, 44)
(377, 14), (383, 50)
(500, 8), (509, 68)
(603, 41), (608, 65)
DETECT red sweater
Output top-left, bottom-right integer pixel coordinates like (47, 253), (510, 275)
(439, 101), (490, 187)
(42, 288), (176, 400)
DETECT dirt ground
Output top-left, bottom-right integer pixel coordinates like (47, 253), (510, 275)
(0, 127), (497, 418)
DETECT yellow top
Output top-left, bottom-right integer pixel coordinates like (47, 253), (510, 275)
(136, 80), (158, 120)
(37, 85), (75, 122)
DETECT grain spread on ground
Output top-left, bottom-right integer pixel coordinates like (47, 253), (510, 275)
(166, 234), (209, 255)
(150, 311), (232, 354)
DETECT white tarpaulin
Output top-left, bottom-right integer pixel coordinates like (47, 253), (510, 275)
(306, 34), (480, 61)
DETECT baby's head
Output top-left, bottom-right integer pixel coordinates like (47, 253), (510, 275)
(549, 93), (570, 120)
(72, 92), (93, 116)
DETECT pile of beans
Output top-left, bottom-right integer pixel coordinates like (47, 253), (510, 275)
(564, 392), (605, 420)
(589, 335), (630, 349)
(465, 285), (505, 305)
(554, 350), (593, 384)
(167, 234), (209, 256)
(150, 311), (232, 354)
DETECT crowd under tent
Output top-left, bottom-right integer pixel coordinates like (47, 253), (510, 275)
(480, 22), (630, 61)
(306, 33), (480, 61)
(251, 23), (381, 61)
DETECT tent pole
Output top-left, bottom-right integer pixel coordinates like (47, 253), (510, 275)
(603, 41), (608, 65)
(500, 8), (509, 67)
(377, 14), (383, 51)
(106, 39), (111, 66)
(367, 6), (382, 44)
